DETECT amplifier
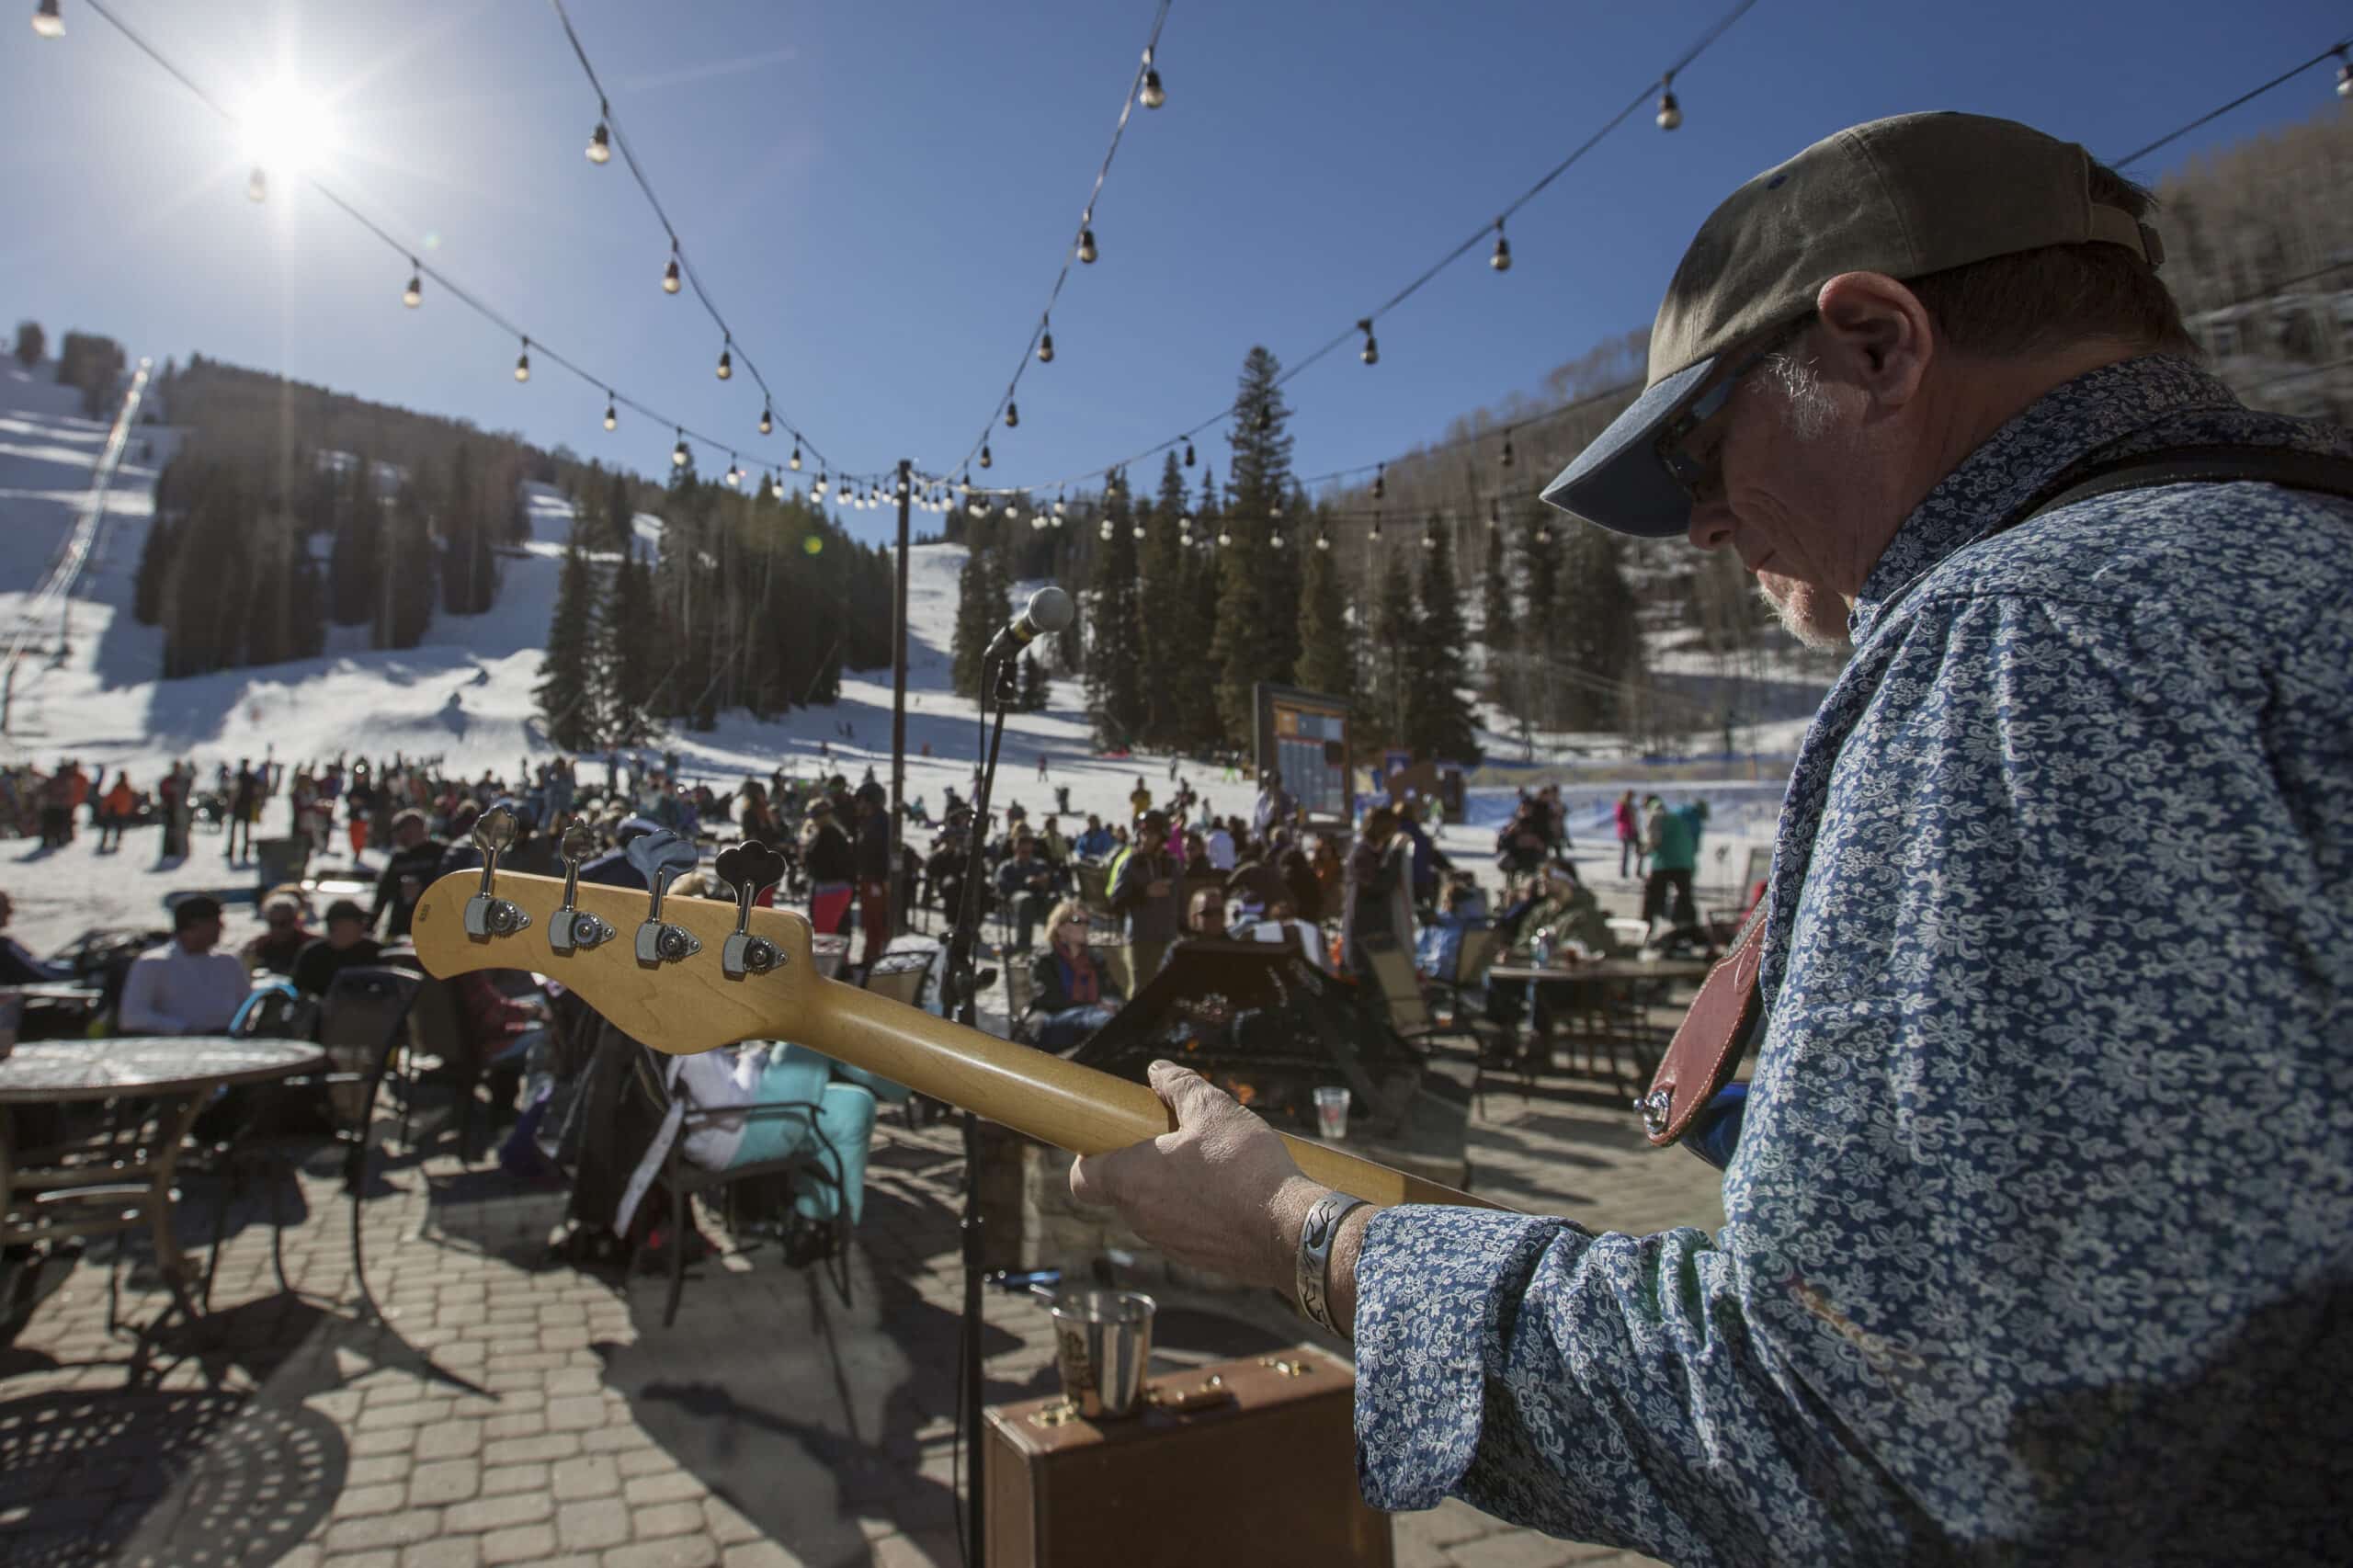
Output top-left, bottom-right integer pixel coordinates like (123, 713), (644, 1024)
(983, 1342), (1392, 1568)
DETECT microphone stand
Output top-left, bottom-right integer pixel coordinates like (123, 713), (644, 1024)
(944, 642), (1020, 1567)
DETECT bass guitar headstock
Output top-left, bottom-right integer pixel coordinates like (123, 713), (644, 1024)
(409, 838), (816, 1055)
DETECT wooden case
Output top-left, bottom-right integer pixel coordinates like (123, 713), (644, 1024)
(983, 1342), (1392, 1568)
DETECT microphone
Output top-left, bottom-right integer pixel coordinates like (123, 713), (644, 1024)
(985, 585), (1075, 662)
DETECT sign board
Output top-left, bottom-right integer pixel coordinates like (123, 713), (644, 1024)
(1255, 683), (1351, 824)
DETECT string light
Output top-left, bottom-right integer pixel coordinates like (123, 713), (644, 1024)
(663, 244), (682, 295)
(246, 166), (267, 202)
(790, 440), (802, 471)
(715, 338), (733, 380)
(1054, 493), (1068, 517)
(1421, 528), (1438, 551)
(1373, 463), (1385, 501)
(1490, 222), (1512, 272)
(1038, 324), (1055, 364)
(725, 455), (742, 487)
(1501, 429), (1517, 469)
(603, 395), (617, 431)
(814, 471), (828, 495)
(1077, 227), (1098, 265)
(1271, 527), (1285, 549)
(1370, 511), (1382, 542)
(402, 264), (423, 308)
(1316, 526), (1330, 551)
(514, 338), (531, 382)
(1099, 519), (1114, 541)
(758, 403), (773, 436)
(673, 429), (690, 468)
(32, 0), (63, 39)
(1132, 520), (1146, 540)
(1216, 523), (1233, 547)
(586, 118), (611, 165)
(2339, 47), (2353, 97)
(1139, 46), (1165, 109)
(1358, 319), (1379, 366)
(1656, 74), (1683, 131)
(979, 445), (994, 470)
(1183, 441), (1196, 468)
(1005, 401), (1019, 428)
(958, 472), (972, 496)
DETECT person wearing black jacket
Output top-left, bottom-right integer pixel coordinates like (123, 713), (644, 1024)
(291, 900), (386, 997)
(369, 811), (447, 940)
(802, 800), (855, 937)
(851, 782), (892, 968)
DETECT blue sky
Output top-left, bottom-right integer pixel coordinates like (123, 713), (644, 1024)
(3, 0), (2347, 545)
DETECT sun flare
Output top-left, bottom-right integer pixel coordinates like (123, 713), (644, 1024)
(237, 79), (335, 175)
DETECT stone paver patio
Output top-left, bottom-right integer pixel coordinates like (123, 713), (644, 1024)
(1, 1030), (1722, 1568)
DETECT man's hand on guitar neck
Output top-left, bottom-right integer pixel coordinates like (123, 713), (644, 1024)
(1070, 1061), (1380, 1335)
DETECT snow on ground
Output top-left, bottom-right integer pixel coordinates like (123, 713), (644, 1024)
(0, 359), (1790, 953)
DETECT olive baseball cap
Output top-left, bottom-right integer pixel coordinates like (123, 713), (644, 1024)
(1541, 111), (2162, 540)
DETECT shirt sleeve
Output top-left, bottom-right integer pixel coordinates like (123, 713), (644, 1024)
(116, 956), (182, 1036)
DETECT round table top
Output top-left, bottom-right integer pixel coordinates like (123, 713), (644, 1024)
(1487, 957), (1714, 984)
(11, 982), (103, 1003)
(0, 1037), (328, 1104)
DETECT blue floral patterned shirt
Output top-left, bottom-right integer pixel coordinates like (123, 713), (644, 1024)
(1352, 357), (2353, 1564)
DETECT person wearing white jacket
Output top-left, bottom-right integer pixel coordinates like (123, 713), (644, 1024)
(118, 896), (248, 1037)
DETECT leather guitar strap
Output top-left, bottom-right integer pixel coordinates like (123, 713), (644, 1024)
(1638, 445), (2353, 1149)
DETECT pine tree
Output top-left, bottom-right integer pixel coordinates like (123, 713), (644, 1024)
(1556, 524), (1643, 732)
(133, 516), (176, 626)
(599, 547), (659, 744)
(949, 518), (1006, 700)
(1295, 512), (1356, 698)
(1084, 475), (1147, 746)
(327, 451), (381, 626)
(1408, 518), (1482, 763)
(375, 478), (436, 648)
(1017, 653), (1050, 713)
(1137, 452), (1189, 746)
(1479, 511), (1516, 684)
(605, 471), (634, 554)
(1369, 551), (1420, 750)
(536, 528), (602, 750)
(1209, 348), (1300, 743)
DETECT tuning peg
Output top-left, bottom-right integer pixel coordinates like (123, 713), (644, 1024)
(549, 822), (614, 955)
(462, 805), (532, 940)
(715, 839), (788, 979)
(626, 830), (703, 966)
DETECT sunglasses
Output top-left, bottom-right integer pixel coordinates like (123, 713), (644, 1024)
(1655, 322), (1810, 505)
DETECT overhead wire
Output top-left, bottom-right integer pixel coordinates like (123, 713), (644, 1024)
(974, 0), (1759, 500)
(74, 0), (840, 494)
(545, 0), (844, 476)
(2112, 35), (2353, 168)
(949, 0), (1175, 481)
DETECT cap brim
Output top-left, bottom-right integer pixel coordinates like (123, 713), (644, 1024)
(1539, 357), (1715, 540)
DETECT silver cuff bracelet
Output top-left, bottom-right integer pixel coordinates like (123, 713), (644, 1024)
(1293, 1191), (1368, 1337)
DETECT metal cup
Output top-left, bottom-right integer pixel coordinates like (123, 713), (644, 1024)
(1047, 1288), (1155, 1420)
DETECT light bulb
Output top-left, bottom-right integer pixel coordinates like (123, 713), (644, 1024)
(514, 341), (531, 382)
(662, 253), (682, 294)
(402, 269), (422, 309)
(1036, 516), (1051, 532)
(1316, 528), (1330, 551)
(603, 398), (618, 431)
(1077, 227), (1097, 265)
(1038, 328), (1054, 364)
(958, 472), (972, 495)
(1005, 401), (1018, 429)
(2339, 51), (2353, 98)
(715, 343), (733, 381)
(1373, 462), (1385, 502)
(1422, 530), (1437, 551)
(1132, 521), (1145, 540)
(672, 432), (690, 467)
(979, 445), (993, 470)
(1217, 526), (1233, 547)
(247, 166), (268, 203)
(1183, 440), (1196, 468)
(1537, 523), (1552, 543)
(790, 442), (802, 471)
(1491, 225), (1512, 272)
(765, 472), (779, 499)
(1370, 513), (1383, 542)
(1489, 497), (1501, 526)
(758, 403), (772, 436)
(971, 501), (985, 517)
(32, 0), (63, 39)
(1099, 520), (1113, 540)
(1501, 431), (1516, 469)
(1271, 529), (1285, 549)
(725, 460), (741, 488)
(814, 472), (828, 495)
(1139, 67), (1165, 109)
(1180, 514), (1192, 530)
(1358, 319), (1378, 366)
(1054, 494), (1067, 516)
(1656, 83), (1682, 131)
(587, 121), (612, 164)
